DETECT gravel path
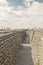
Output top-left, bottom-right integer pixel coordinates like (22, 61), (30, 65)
(16, 44), (34, 65)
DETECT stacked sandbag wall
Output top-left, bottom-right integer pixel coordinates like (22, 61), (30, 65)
(0, 31), (26, 65)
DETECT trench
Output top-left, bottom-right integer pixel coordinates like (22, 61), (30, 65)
(16, 31), (34, 65)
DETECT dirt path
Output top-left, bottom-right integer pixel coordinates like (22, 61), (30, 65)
(16, 44), (34, 65)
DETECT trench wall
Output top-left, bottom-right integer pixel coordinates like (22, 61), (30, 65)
(0, 31), (25, 65)
(27, 30), (43, 65)
(31, 31), (43, 65)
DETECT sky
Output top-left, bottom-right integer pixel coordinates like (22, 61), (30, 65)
(0, 0), (43, 29)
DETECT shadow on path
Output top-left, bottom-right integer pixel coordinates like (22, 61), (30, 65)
(22, 31), (30, 44)
(16, 46), (34, 65)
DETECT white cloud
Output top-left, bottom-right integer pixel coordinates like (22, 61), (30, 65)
(23, 0), (34, 7)
(23, 0), (30, 7)
(25, 2), (39, 16)
(0, 0), (43, 29)
(0, 0), (8, 5)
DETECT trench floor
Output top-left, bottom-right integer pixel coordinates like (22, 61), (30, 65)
(16, 44), (34, 65)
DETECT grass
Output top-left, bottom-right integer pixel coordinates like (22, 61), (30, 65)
(36, 60), (40, 65)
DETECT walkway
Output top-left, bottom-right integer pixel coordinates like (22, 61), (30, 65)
(16, 44), (34, 65)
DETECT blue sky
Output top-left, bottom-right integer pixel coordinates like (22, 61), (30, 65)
(0, 0), (43, 29)
(7, 0), (25, 8)
(7, 0), (43, 8)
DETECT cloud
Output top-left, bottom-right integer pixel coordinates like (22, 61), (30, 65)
(23, 0), (34, 7)
(0, 0), (40, 17)
(0, 0), (43, 29)
(0, 0), (8, 5)
(23, 0), (30, 7)
(25, 2), (40, 16)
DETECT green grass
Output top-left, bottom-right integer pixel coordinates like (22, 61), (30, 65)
(36, 60), (40, 65)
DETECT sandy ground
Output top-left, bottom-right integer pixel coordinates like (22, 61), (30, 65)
(16, 44), (34, 65)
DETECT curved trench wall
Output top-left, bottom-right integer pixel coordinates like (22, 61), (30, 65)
(0, 31), (26, 65)
(27, 30), (43, 65)
(31, 31), (43, 65)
